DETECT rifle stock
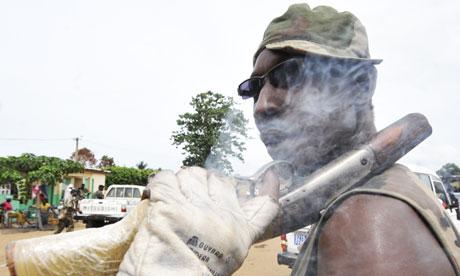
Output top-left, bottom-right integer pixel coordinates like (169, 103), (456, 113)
(260, 113), (432, 240)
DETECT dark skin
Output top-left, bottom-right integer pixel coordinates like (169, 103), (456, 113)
(253, 49), (376, 175)
(252, 49), (455, 275)
(318, 195), (455, 275)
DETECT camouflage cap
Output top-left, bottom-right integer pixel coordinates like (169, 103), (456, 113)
(254, 3), (382, 64)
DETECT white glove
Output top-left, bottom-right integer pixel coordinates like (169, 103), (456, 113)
(118, 166), (280, 276)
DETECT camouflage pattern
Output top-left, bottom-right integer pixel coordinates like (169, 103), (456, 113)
(295, 165), (460, 275)
(54, 197), (78, 234)
(54, 207), (75, 234)
(255, 3), (382, 64)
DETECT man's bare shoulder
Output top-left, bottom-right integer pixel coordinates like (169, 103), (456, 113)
(316, 194), (455, 276)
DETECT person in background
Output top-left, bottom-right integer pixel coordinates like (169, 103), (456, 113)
(94, 185), (105, 199)
(39, 198), (51, 226)
(1, 198), (13, 227)
(78, 184), (89, 200)
(54, 189), (78, 234)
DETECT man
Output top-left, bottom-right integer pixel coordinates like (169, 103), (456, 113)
(1, 197), (13, 227)
(237, 3), (460, 275)
(5, 3), (460, 276)
(94, 185), (105, 199)
(54, 188), (78, 234)
(78, 184), (89, 200)
(38, 197), (51, 226)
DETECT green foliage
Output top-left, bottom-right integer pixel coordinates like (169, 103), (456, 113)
(452, 181), (460, 192)
(0, 154), (83, 200)
(0, 167), (22, 184)
(16, 179), (27, 203)
(171, 91), (248, 174)
(136, 161), (148, 170)
(98, 155), (116, 168)
(105, 166), (159, 187)
(437, 163), (460, 178)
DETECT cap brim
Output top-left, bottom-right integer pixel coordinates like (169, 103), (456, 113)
(266, 40), (382, 64)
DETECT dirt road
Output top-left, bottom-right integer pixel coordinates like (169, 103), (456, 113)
(0, 223), (290, 276)
(235, 238), (291, 276)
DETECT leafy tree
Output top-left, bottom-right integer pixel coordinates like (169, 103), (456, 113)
(16, 179), (28, 203)
(0, 167), (22, 185)
(136, 161), (148, 170)
(437, 163), (460, 180)
(98, 155), (116, 168)
(105, 166), (159, 187)
(171, 91), (248, 174)
(0, 154), (83, 201)
(70, 147), (97, 167)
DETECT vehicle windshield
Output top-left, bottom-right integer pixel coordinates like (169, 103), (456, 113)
(116, 188), (124, 198)
(106, 188), (116, 198)
(124, 187), (133, 198)
(102, 186), (142, 198)
(433, 181), (449, 206)
(416, 173), (432, 191)
(133, 188), (141, 198)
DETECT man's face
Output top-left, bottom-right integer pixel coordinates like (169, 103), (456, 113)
(251, 49), (373, 174)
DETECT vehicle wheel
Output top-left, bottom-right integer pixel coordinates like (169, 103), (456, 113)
(86, 220), (105, 228)
(86, 220), (96, 228)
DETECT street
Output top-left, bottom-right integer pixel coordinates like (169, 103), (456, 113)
(0, 222), (291, 276)
(1, 212), (459, 276)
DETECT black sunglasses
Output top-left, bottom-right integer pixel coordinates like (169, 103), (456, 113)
(237, 58), (306, 100)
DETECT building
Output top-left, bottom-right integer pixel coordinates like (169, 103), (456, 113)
(49, 168), (107, 204)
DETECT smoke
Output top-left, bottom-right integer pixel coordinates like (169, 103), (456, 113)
(204, 107), (247, 175)
(254, 54), (378, 177)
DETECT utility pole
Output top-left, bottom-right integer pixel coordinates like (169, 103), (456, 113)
(74, 137), (80, 161)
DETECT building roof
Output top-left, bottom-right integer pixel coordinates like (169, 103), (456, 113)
(83, 167), (108, 174)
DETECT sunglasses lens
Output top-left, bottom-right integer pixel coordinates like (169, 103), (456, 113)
(237, 59), (305, 100)
(238, 78), (263, 99)
(268, 59), (303, 89)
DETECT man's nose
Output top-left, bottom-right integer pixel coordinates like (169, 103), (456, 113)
(253, 84), (285, 119)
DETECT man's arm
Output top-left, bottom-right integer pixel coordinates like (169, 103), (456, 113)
(317, 194), (455, 276)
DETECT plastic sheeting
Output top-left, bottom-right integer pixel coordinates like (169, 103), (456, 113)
(6, 200), (149, 276)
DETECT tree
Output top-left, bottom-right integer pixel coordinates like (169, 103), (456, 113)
(136, 161), (148, 170)
(437, 163), (460, 181)
(98, 155), (116, 168)
(70, 147), (97, 167)
(0, 154), (83, 201)
(171, 91), (248, 174)
(105, 166), (159, 187)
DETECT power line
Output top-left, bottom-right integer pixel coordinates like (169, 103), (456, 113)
(0, 137), (157, 156)
(0, 137), (74, 141)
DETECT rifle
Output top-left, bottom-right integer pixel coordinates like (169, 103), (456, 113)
(247, 113), (432, 238)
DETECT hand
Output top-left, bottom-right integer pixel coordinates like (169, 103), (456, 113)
(118, 167), (280, 276)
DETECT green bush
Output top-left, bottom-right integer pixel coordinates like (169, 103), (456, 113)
(105, 166), (159, 187)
